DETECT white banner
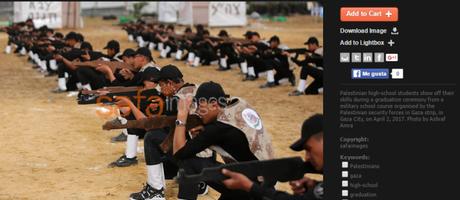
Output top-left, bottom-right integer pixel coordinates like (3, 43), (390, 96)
(177, 2), (193, 25)
(14, 2), (62, 28)
(208, 2), (246, 27)
(158, 2), (179, 23)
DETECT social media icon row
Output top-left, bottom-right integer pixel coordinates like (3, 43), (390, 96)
(351, 68), (403, 79)
(340, 52), (398, 63)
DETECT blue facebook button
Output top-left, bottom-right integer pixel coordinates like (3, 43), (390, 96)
(351, 68), (389, 79)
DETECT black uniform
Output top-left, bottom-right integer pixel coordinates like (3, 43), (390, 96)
(57, 47), (85, 90)
(218, 42), (240, 69)
(143, 83), (196, 179)
(75, 51), (124, 90)
(246, 41), (271, 77)
(262, 47), (295, 84)
(109, 64), (156, 87)
(124, 88), (163, 139)
(292, 49), (323, 94)
(174, 120), (262, 200)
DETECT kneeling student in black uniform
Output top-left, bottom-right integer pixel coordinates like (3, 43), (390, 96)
(222, 114), (324, 200)
(128, 65), (213, 200)
(289, 37), (323, 96)
(173, 81), (275, 200)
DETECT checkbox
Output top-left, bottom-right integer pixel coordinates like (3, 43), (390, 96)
(342, 190), (348, 197)
(342, 180), (348, 187)
(342, 161), (348, 168)
(342, 171), (348, 178)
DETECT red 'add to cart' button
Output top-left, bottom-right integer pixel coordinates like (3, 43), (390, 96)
(341, 7), (398, 22)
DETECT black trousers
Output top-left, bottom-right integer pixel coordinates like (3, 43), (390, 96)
(177, 157), (260, 200)
(246, 55), (270, 77)
(76, 67), (108, 90)
(300, 65), (323, 94)
(123, 112), (146, 138)
(264, 59), (294, 84)
(195, 47), (218, 65)
(57, 62), (79, 91)
(219, 47), (240, 69)
(178, 43), (192, 52)
(178, 43), (193, 60)
(165, 41), (178, 52)
(143, 128), (178, 179)
(43, 53), (55, 72)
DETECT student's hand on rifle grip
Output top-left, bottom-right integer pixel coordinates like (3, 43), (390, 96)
(81, 51), (90, 61)
(47, 45), (55, 52)
(221, 169), (254, 192)
(282, 51), (290, 57)
(96, 64), (112, 75)
(289, 177), (314, 195)
(189, 125), (204, 138)
(114, 96), (133, 108)
(54, 54), (63, 61)
(120, 68), (134, 80)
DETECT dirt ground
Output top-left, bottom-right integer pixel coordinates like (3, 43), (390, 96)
(0, 16), (323, 200)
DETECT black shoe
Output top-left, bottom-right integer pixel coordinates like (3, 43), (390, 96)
(259, 82), (277, 88)
(198, 181), (209, 196)
(289, 74), (296, 86)
(217, 67), (230, 71)
(108, 155), (138, 168)
(129, 183), (165, 200)
(51, 87), (67, 93)
(111, 132), (127, 143)
(289, 90), (304, 96)
(44, 71), (56, 77)
(77, 94), (98, 104)
(243, 75), (256, 81)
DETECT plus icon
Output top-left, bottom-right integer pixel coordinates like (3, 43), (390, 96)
(386, 10), (393, 18)
(388, 39), (395, 47)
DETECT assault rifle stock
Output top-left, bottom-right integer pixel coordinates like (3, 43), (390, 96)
(102, 114), (203, 153)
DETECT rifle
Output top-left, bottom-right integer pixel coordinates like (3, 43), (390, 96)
(80, 86), (140, 95)
(284, 48), (322, 62)
(77, 87), (158, 105)
(178, 157), (307, 198)
(211, 36), (251, 45)
(206, 35), (245, 42)
(284, 48), (313, 54)
(102, 114), (203, 153)
(171, 33), (197, 41)
(71, 60), (137, 72)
